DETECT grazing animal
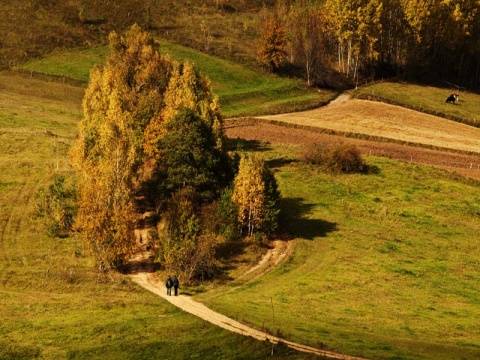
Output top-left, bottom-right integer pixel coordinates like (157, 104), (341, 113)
(446, 93), (459, 104)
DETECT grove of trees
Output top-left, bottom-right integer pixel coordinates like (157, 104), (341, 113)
(257, 0), (480, 89)
(5, 1), (479, 90)
(70, 24), (281, 278)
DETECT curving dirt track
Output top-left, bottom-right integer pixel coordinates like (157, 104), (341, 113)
(226, 97), (480, 181)
(131, 270), (367, 360)
(130, 240), (366, 360)
(131, 240), (369, 359)
(132, 97), (480, 359)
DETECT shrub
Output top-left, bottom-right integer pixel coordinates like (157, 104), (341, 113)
(35, 176), (77, 237)
(302, 142), (368, 174)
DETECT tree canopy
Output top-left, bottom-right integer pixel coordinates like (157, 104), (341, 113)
(156, 109), (232, 204)
(232, 153), (280, 237)
(71, 24), (229, 272)
(264, 0), (480, 88)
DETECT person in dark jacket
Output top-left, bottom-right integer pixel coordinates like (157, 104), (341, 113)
(173, 275), (179, 296)
(166, 276), (173, 296)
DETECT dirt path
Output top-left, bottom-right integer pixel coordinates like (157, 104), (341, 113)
(131, 97), (479, 359)
(130, 240), (366, 358)
(131, 271), (367, 360)
(238, 240), (291, 282)
(327, 91), (352, 107)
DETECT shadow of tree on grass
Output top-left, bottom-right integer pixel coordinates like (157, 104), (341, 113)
(280, 197), (337, 240)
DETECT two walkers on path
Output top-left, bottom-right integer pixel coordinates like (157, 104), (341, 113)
(166, 275), (179, 296)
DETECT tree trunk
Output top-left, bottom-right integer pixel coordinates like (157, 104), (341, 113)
(347, 39), (352, 78)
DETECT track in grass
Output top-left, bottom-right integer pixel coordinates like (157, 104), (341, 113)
(131, 271), (368, 360)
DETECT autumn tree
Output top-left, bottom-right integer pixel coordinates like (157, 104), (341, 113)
(256, 12), (288, 72)
(259, 0), (340, 87)
(144, 60), (225, 159)
(143, 60), (230, 210)
(325, 0), (383, 83)
(71, 24), (230, 273)
(284, 1), (329, 86)
(70, 24), (173, 272)
(232, 154), (280, 237)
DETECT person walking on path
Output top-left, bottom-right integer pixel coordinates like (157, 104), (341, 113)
(173, 275), (179, 296)
(166, 276), (173, 296)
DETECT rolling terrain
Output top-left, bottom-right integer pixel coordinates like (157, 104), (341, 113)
(1, 43), (480, 359)
(258, 94), (480, 154)
(2, 2), (480, 359)
(0, 70), (320, 360)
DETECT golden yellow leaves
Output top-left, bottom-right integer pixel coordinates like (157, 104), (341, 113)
(232, 154), (267, 237)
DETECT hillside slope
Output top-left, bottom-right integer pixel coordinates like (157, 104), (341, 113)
(2, 69), (480, 359)
(257, 96), (480, 155)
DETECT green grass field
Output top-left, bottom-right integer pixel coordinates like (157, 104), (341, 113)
(0, 71), (319, 360)
(2, 40), (480, 359)
(200, 147), (480, 360)
(19, 41), (332, 118)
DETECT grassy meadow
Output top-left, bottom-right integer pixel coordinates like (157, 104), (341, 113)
(200, 145), (480, 360)
(0, 72), (319, 360)
(2, 40), (480, 359)
(19, 41), (332, 118)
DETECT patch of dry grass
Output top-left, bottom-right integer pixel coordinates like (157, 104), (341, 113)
(257, 97), (480, 154)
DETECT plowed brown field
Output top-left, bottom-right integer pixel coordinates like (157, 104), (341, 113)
(225, 97), (480, 181)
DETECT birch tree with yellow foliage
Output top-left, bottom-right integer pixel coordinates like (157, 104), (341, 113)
(232, 154), (280, 238)
(144, 61), (225, 159)
(71, 24), (173, 271)
(71, 24), (229, 273)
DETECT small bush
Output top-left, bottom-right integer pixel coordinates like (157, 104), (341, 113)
(35, 175), (77, 237)
(302, 142), (368, 174)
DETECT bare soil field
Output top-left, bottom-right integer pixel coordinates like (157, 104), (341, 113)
(226, 97), (480, 181)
